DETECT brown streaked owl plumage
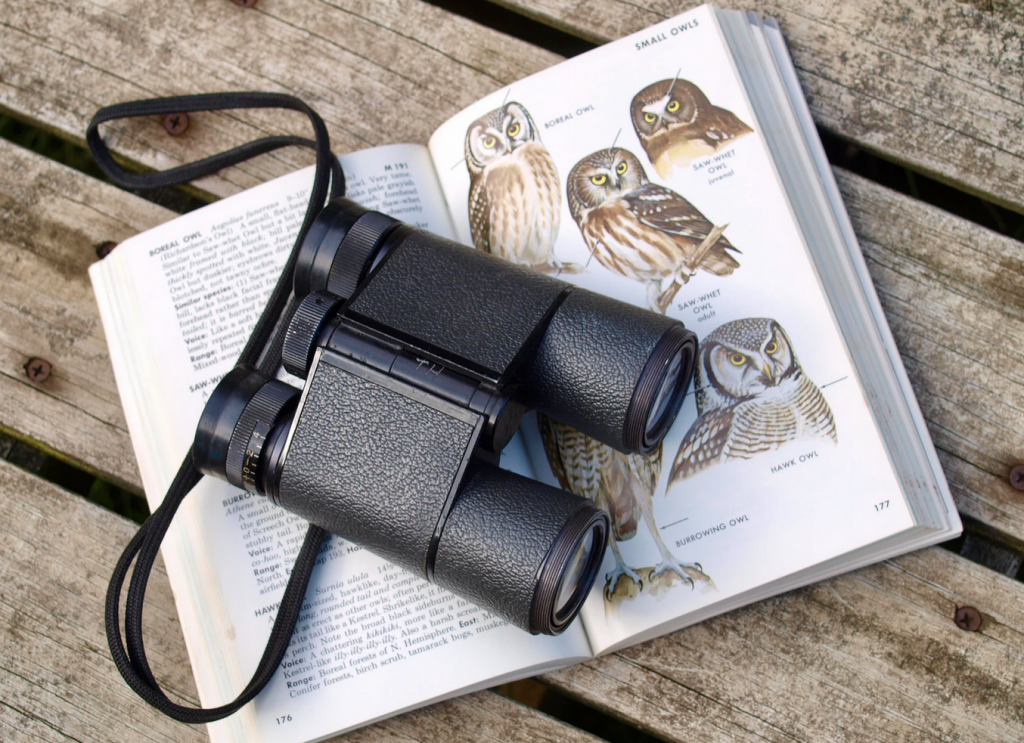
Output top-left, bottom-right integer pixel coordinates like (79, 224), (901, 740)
(631, 77), (753, 178)
(567, 147), (739, 313)
(540, 413), (705, 597)
(465, 102), (575, 273)
(670, 318), (837, 484)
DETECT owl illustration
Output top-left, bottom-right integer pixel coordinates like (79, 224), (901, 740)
(631, 77), (753, 178)
(465, 101), (578, 273)
(539, 413), (708, 600)
(670, 318), (837, 484)
(567, 147), (739, 313)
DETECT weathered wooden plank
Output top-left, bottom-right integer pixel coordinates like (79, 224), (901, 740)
(965, 0), (1024, 27)
(0, 138), (172, 491)
(0, 0), (559, 200)
(0, 458), (602, 743)
(5, 135), (1022, 542)
(543, 546), (1024, 742)
(492, 0), (1024, 215)
(836, 168), (1024, 541)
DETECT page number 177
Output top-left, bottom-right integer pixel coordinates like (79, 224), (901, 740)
(874, 500), (889, 512)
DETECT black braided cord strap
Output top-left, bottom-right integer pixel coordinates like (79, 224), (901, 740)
(91, 92), (344, 724)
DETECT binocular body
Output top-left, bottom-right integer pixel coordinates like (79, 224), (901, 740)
(195, 198), (697, 635)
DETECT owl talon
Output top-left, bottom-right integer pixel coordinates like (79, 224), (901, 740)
(651, 557), (704, 590)
(606, 563), (643, 591)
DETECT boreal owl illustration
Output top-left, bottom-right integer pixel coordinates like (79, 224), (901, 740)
(539, 413), (707, 599)
(465, 101), (578, 273)
(567, 147), (739, 313)
(670, 318), (837, 484)
(631, 76), (753, 178)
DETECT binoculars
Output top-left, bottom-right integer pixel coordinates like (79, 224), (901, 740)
(193, 198), (698, 635)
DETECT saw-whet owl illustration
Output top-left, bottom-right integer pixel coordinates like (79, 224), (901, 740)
(670, 318), (837, 485)
(539, 413), (708, 603)
(631, 76), (753, 178)
(465, 101), (578, 273)
(567, 147), (739, 313)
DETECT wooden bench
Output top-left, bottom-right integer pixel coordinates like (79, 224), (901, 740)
(2, 1), (1022, 740)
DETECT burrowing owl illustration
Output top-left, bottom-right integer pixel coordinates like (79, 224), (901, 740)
(670, 318), (837, 484)
(465, 101), (577, 273)
(539, 413), (707, 599)
(567, 147), (739, 313)
(631, 76), (753, 178)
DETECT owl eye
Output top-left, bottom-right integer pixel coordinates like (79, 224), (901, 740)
(616, 161), (628, 175)
(765, 341), (779, 354)
(507, 122), (521, 137)
(590, 174), (608, 186)
(666, 99), (681, 113)
(482, 136), (497, 149)
(729, 353), (746, 366)
(643, 112), (657, 123)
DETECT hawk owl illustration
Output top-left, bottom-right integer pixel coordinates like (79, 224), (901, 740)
(567, 147), (739, 313)
(670, 318), (838, 484)
(465, 101), (578, 273)
(631, 76), (753, 178)
(539, 413), (707, 600)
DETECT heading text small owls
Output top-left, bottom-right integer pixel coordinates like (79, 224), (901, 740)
(631, 76), (753, 178)
(464, 101), (578, 274)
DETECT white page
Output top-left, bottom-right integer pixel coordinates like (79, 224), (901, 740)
(90, 143), (590, 743)
(427, 5), (916, 653)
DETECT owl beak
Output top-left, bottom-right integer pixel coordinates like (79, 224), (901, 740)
(761, 361), (775, 384)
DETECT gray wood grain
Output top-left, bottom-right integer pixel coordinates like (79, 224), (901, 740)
(4, 136), (1021, 542)
(0, 139), (173, 491)
(542, 545), (1024, 742)
(491, 0), (1024, 215)
(0, 0), (559, 201)
(0, 458), (602, 743)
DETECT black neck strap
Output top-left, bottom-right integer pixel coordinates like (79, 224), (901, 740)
(91, 92), (344, 723)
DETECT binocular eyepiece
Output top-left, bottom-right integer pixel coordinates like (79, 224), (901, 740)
(194, 198), (697, 635)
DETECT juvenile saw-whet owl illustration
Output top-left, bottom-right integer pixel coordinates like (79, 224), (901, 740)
(539, 413), (708, 601)
(465, 101), (578, 273)
(670, 318), (837, 484)
(567, 147), (739, 313)
(631, 76), (753, 178)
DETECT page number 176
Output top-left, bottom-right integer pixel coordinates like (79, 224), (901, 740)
(276, 715), (293, 725)
(874, 500), (890, 512)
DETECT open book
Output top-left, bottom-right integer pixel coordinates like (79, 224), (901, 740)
(90, 6), (961, 742)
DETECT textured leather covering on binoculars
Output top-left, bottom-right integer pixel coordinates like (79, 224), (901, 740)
(528, 289), (682, 453)
(433, 462), (596, 633)
(348, 229), (567, 379)
(278, 349), (591, 631)
(279, 352), (480, 579)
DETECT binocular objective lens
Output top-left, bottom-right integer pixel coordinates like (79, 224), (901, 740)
(554, 524), (597, 618)
(646, 347), (686, 438)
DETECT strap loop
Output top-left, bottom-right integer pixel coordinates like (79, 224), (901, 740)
(94, 92), (342, 723)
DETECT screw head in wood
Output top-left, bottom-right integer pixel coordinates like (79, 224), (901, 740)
(1010, 465), (1024, 492)
(954, 606), (982, 632)
(96, 241), (117, 259)
(231, 0), (258, 7)
(25, 358), (52, 383)
(163, 113), (190, 136)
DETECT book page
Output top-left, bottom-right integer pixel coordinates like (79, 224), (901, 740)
(427, 5), (917, 654)
(90, 142), (591, 743)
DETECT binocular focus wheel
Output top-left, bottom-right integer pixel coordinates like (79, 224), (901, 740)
(282, 292), (345, 378)
(225, 379), (299, 492)
(326, 211), (398, 298)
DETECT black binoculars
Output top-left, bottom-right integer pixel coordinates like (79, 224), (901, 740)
(193, 198), (698, 635)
